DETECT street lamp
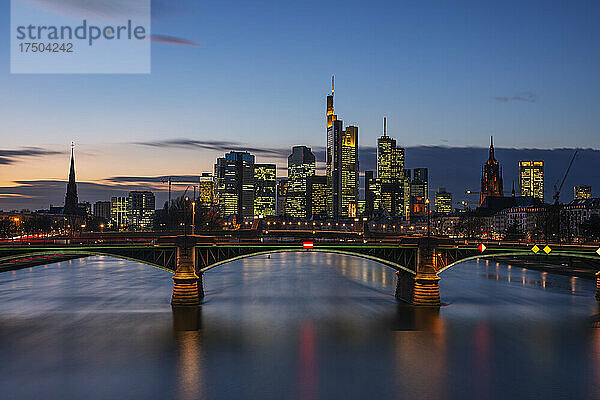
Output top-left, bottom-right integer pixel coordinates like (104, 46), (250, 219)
(181, 185), (196, 249)
(191, 201), (196, 235)
(425, 198), (431, 246)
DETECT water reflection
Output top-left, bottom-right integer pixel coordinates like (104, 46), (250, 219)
(176, 329), (205, 400)
(474, 264), (588, 295)
(1, 254), (600, 400)
(299, 321), (318, 400)
(173, 306), (203, 331)
(393, 313), (447, 400)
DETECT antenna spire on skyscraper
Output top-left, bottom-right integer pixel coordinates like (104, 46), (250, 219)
(383, 116), (387, 137)
(331, 74), (334, 95)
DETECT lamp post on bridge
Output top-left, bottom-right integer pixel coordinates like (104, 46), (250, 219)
(181, 185), (197, 248)
(171, 186), (202, 308)
(426, 198), (431, 246)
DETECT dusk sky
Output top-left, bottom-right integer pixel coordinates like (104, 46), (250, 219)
(1, 0), (599, 209)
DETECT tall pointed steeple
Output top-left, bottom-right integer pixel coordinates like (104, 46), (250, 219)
(63, 142), (80, 215)
(480, 136), (504, 206)
(488, 136), (496, 160)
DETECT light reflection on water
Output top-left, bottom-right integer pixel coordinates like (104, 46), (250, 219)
(1, 253), (599, 399)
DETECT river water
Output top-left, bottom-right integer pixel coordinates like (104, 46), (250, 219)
(1, 253), (599, 399)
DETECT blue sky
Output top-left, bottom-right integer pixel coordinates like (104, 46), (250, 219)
(0, 0), (599, 209)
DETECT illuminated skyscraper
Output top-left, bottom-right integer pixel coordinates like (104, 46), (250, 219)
(128, 191), (155, 230)
(214, 151), (255, 218)
(341, 125), (359, 217)
(197, 173), (214, 209)
(519, 160), (544, 201)
(376, 117), (406, 216)
(410, 168), (429, 216)
(574, 185), (592, 200)
(327, 74), (336, 129)
(276, 178), (288, 216)
(110, 196), (130, 229)
(364, 170), (379, 216)
(286, 146), (315, 218)
(254, 164), (276, 217)
(434, 187), (452, 214)
(308, 175), (328, 219)
(480, 136), (504, 206)
(326, 76), (358, 217)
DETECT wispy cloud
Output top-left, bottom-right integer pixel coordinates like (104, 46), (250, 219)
(151, 35), (198, 46)
(26, 0), (150, 19)
(0, 147), (62, 165)
(134, 139), (292, 159)
(492, 91), (536, 103)
(105, 175), (203, 184)
(25, 0), (197, 46)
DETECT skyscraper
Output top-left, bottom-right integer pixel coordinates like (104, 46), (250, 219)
(410, 168), (429, 216)
(480, 137), (504, 206)
(110, 196), (130, 229)
(214, 151), (255, 218)
(376, 117), (406, 216)
(254, 164), (277, 217)
(326, 76), (358, 217)
(434, 187), (452, 214)
(197, 173), (214, 210)
(519, 160), (544, 201)
(63, 144), (80, 215)
(574, 185), (592, 200)
(308, 175), (328, 219)
(276, 178), (289, 216)
(364, 170), (379, 216)
(93, 201), (111, 220)
(341, 125), (359, 217)
(286, 146), (315, 218)
(128, 191), (155, 230)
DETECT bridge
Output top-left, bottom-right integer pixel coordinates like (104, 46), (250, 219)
(1, 235), (599, 307)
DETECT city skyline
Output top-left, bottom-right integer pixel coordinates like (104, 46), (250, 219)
(1, 78), (598, 211)
(1, 138), (599, 212)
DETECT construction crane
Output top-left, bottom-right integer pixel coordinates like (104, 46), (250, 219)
(553, 150), (578, 205)
(160, 176), (173, 209)
(548, 150), (578, 243)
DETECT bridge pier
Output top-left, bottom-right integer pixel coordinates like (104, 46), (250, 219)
(411, 246), (441, 307)
(171, 246), (201, 307)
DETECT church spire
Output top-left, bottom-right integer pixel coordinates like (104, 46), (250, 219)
(69, 142), (75, 184)
(63, 142), (79, 215)
(488, 135), (496, 161)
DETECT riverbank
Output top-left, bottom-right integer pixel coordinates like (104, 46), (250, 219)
(0, 254), (84, 273)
